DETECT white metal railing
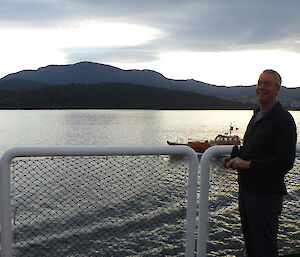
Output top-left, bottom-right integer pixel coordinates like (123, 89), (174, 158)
(197, 144), (300, 257)
(2, 144), (299, 257)
(197, 145), (234, 257)
(0, 145), (199, 257)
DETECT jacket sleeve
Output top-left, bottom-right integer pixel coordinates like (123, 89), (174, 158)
(250, 112), (297, 174)
(231, 145), (241, 158)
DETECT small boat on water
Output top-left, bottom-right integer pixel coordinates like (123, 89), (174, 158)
(167, 126), (241, 153)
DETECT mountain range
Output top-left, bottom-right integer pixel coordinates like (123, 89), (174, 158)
(0, 61), (299, 109)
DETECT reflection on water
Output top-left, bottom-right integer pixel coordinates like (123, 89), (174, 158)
(12, 155), (189, 257)
(1, 109), (299, 155)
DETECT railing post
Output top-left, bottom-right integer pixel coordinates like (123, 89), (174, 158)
(0, 153), (14, 257)
(196, 145), (233, 257)
(185, 150), (199, 257)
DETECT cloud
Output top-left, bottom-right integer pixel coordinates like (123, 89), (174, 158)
(151, 1), (300, 52)
(64, 46), (159, 63)
(1, 0), (300, 64)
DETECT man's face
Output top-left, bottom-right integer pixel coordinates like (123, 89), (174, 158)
(256, 72), (280, 105)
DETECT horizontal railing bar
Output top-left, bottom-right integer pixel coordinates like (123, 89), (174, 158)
(0, 145), (196, 162)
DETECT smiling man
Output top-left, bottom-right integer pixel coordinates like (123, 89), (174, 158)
(256, 70), (281, 112)
(223, 70), (297, 257)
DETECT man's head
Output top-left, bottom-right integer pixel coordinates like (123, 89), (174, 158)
(256, 69), (281, 108)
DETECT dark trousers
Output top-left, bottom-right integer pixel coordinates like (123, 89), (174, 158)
(238, 189), (283, 257)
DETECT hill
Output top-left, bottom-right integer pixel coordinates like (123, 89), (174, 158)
(0, 82), (252, 110)
(1, 61), (299, 109)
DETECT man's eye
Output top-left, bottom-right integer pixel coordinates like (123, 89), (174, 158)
(257, 81), (272, 86)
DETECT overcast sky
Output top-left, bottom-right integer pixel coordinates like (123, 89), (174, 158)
(1, 0), (300, 87)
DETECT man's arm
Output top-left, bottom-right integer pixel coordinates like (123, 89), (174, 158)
(250, 113), (297, 174)
(224, 157), (250, 169)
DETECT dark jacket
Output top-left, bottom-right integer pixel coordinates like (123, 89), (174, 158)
(233, 102), (297, 195)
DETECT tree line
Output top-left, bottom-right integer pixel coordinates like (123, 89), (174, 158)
(0, 82), (253, 110)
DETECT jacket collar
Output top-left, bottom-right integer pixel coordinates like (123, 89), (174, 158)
(254, 101), (281, 115)
(252, 102), (282, 123)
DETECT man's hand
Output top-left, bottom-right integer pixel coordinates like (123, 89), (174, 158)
(222, 157), (251, 170)
(222, 156), (231, 168)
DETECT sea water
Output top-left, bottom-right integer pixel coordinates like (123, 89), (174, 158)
(0, 109), (299, 256)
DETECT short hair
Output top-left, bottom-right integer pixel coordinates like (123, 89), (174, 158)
(262, 69), (282, 87)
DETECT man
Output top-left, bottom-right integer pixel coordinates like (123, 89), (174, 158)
(222, 69), (297, 257)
